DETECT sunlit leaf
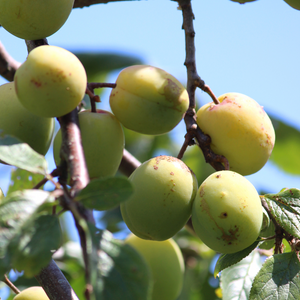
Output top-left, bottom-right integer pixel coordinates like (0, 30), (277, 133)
(0, 136), (48, 175)
(249, 252), (300, 300)
(7, 168), (45, 195)
(263, 188), (300, 238)
(214, 240), (260, 278)
(74, 177), (133, 211)
(221, 251), (262, 300)
(0, 190), (53, 277)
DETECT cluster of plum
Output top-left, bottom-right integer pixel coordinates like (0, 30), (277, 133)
(0, 1), (277, 299)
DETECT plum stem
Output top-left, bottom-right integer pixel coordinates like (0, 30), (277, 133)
(3, 275), (20, 294)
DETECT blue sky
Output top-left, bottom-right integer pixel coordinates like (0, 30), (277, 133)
(1, 0), (300, 194)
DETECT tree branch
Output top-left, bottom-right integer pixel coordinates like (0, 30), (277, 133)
(119, 149), (141, 177)
(0, 41), (21, 82)
(35, 260), (80, 300)
(177, 0), (228, 171)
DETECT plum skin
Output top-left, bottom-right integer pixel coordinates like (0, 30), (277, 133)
(121, 156), (198, 241)
(284, 0), (300, 10)
(15, 45), (87, 118)
(0, 0), (74, 40)
(13, 287), (49, 300)
(191, 170), (263, 254)
(125, 234), (184, 300)
(196, 92), (275, 176)
(109, 65), (189, 135)
(0, 82), (54, 155)
(53, 109), (124, 180)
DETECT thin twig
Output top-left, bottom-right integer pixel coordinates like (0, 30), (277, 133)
(33, 169), (60, 190)
(3, 275), (20, 295)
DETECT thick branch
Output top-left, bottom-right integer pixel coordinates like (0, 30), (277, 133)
(0, 41), (21, 82)
(57, 109), (90, 196)
(119, 149), (141, 177)
(35, 260), (80, 300)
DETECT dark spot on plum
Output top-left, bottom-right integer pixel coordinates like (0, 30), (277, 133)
(219, 212), (228, 219)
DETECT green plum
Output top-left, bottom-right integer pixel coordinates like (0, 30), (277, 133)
(13, 287), (49, 300)
(121, 155), (198, 241)
(53, 109), (124, 179)
(0, 0), (74, 40)
(125, 234), (184, 300)
(0, 82), (54, 155)
(192, 171), (263, 254)
(109, 65), (189, 135)
(15, 45), (87, 118)
(284, 0), (300, 10)
(196, 92), (275, 176)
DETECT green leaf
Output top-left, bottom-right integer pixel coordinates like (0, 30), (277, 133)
(263, 188), (300, 238)
(7, 168), (45, 195)
(73, 52), (143, 82)
(0, 136), (48, 175)
(74, 177), (133, 211)
(8, 215), (62, 277)
(270, 116), (300, 175)
(214, 240), (260, 278)
(249, 252), (300, 300)
(97, 230), (152, 300)
(83, 225), (151, 300)
(221, 250), (262, 300)
(0, 190), (53, 276)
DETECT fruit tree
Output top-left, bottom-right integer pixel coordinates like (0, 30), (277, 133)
(0, 0), (300, 300)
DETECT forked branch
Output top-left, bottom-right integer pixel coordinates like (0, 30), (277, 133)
(177, 0), (228, 171)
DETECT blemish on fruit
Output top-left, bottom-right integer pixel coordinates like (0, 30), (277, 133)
(216, 174), (221, 178)
(170, 172), (174, 175)
(199, 186), (205, 197)
(153, 165), (158, 170)
(221, 227), (238, 243)
(219, 212), (228, 219)
(30, 79), (42, 87)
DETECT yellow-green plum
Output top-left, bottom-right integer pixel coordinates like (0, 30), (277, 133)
(13, 287), (49, 300)
(125, 234), (184, 300)
(120, 156), (198, 241)
(53, 109), (124, 179)
(0, 0), (74, 40)
(0, 82), (54, 155)
(15, 45), (87, 118)
(109, 65), (189, 135)
(284, 0), (300, 10)
(196, 93), (275, 175)
(192, 171), (263, 254)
